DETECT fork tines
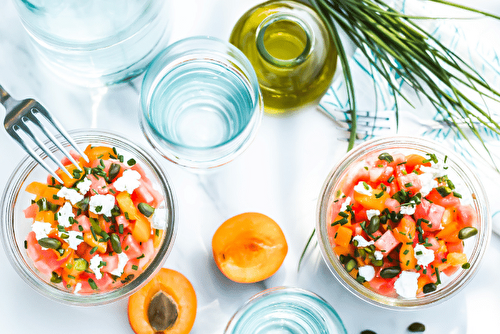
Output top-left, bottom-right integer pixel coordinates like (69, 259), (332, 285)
(7, 103), (88, 184)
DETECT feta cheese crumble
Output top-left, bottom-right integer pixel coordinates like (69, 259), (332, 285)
(73, 283), (82, 295)
(399, 201), (416, 215)
(113, 169), (141, 194)
(66, 231), (84, 250)
(354, 181), (373, 196)
(417, 172), (438, 197)
(374, 250), (384, 261)
(32, 221), (52, 240)
(89, 194), (115, 216)
(90, 255), (103, 280)
(366, 209), (380, 221)
(340, 196), (351, 212)
(358, 265), (376, 281)
(57, 202), (75, 228)
(152, 207), (168, 230)
(57, 187), (84, 205)
(394, 271), (420, 298)
(76, 177), (92, 195)
(353, 235), (374, 247)
(414, 244), (435, 267)
(110, 252), (129, 277)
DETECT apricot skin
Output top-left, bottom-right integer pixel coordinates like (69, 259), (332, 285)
(212, 212), (288, 283)
(128, 269), (197, 334)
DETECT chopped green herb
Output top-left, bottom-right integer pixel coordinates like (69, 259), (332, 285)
(88, 278), (98, 290)
(132, 265), (138, 271)
(388, 176), (394, 183)
(137, 254), (145, 259)
(90, 246), (98, 255)
(127, 158), (136, 166)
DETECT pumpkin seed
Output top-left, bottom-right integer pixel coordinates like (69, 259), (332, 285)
(422, 283), (437, 294)
(110, 233), (122, 254)
(367, 216), (380, 234)
(408, 322), (425, 332)
(378, 152), (394, 163)
(50, 271), (62, 283)
(138, 202), (155, 218)
(108, 163), (121, 181)
(458, 227), (478, 240)
(345, 259), (357, 272)
(380, 266), (401, 278)
(74, 258), (88, 272)
(148, 291), (178, 331)
(38, 237), (61, 249)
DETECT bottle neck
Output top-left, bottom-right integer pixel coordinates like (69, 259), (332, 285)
(255, 13), (313, 68)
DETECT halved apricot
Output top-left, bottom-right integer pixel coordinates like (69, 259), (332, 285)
(128, 268), (197, 334)
(212, 212), (288, 283)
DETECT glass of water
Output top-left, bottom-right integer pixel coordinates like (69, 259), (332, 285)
(224, 287), (347, 334)
(12, 0), (171, 86)
(140, 36), (263, 169)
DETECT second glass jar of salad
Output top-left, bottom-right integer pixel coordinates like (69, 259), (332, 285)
(317, 136), (490, 309)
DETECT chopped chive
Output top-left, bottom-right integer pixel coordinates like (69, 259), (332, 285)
(462, 262), (470, 269)
(388, 176), (395, 183)
(375, 191), (385, 199)
(24, 240), (27, 249)
(155, 229), (160, 237)
(364, 166), (369, 170)
(124, 245), (130, 251)
(403, 249), (409, 255)
(453, 192), (462, 199)
(362, 181), (370, 190)
(90, 226), (98, 241)
(90, 246), (98, 255)
(76, 235), (84, 240)
(88, 278), (98, 290)
(78, 225), (84, 232)
(137, 254), (145, 259)
(132, 265), (138, 271)
(435, 268), (441, 285)
(416, 251), (423, 256)
(404, 182), (413, 187)
(119, 224), (124, 234)
(127, 158), (136, 166)
(125, 212), (129, 220)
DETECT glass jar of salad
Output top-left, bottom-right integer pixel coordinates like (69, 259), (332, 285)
(230, 0), (337, 114)
(317, 136), (490, 309)
(0, 130), (177, 306)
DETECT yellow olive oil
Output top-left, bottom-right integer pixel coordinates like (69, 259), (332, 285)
(230, 1), (337, 114)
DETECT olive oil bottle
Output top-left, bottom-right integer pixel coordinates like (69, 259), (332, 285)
(230, 0), (337, 114)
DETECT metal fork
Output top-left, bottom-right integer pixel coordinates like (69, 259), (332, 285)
(319, 106), (497, 141)
(1, 85), (88, 183)
(318, 106), (396, 141)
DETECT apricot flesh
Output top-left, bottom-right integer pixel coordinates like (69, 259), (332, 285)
(128, 269), (197, 334)
(212, 212), (288, 283)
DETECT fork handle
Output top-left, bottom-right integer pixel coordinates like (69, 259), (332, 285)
(0, 84), (11, 105)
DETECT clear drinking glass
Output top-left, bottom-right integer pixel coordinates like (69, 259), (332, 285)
(140, 36), (263, 169)
(11, 0), (171, 86)
(224, 287), (347, 334)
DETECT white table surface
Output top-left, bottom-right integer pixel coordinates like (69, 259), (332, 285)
(1, 0), (500, 333)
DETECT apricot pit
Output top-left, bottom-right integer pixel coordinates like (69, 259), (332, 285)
(128, 268), (197, 334)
